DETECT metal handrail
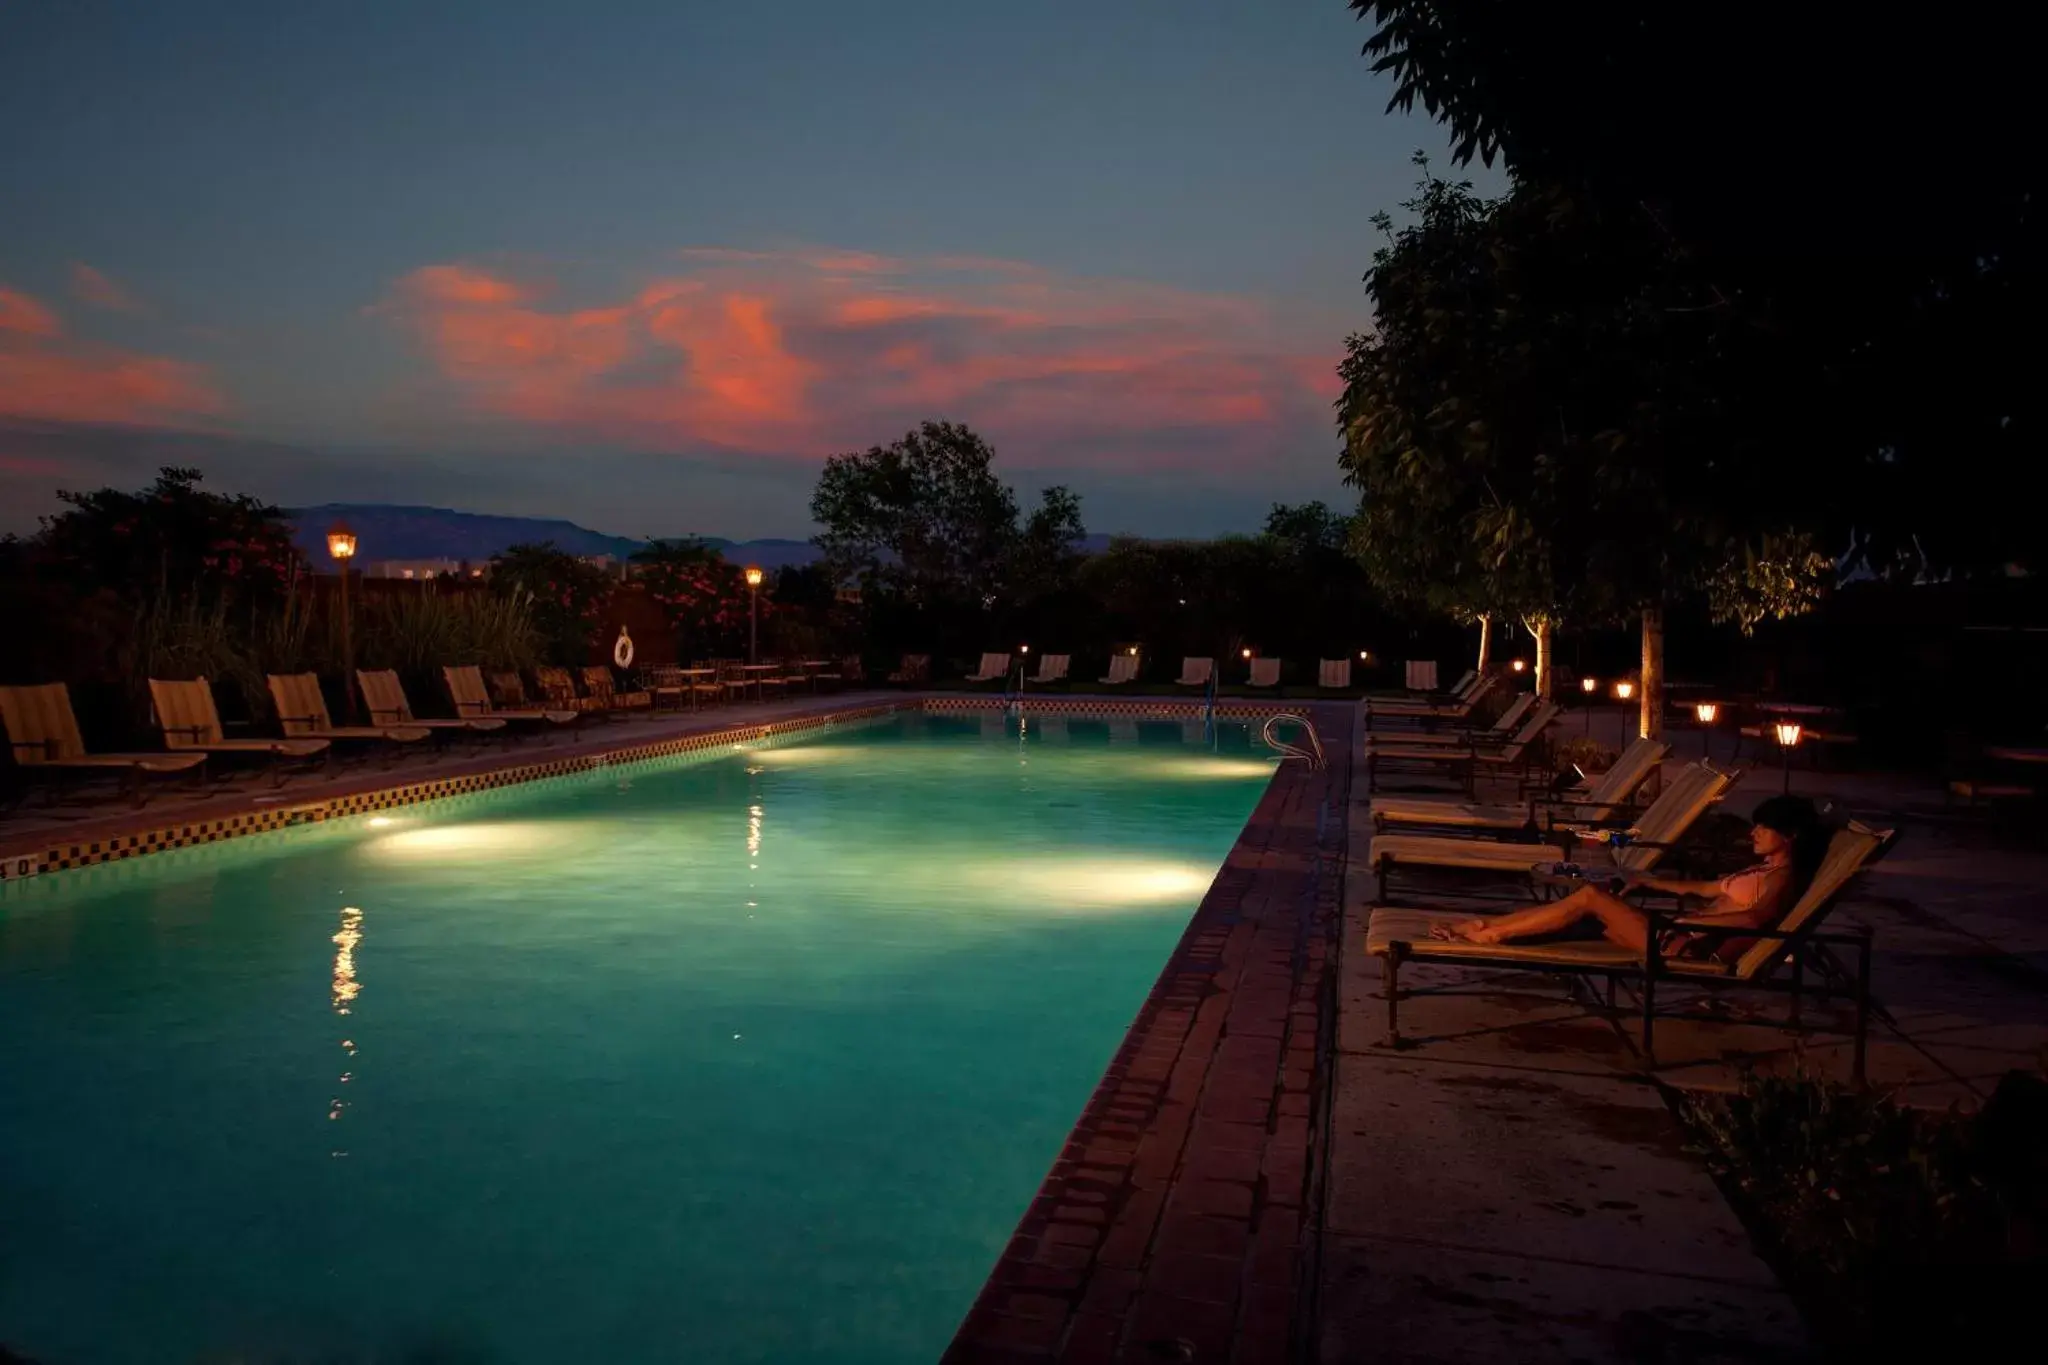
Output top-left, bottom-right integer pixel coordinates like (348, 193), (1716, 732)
(1263, 712), (1327, 770)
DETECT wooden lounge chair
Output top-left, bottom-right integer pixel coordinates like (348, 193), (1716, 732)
(1100, 655), (1140, 686)
(1176, 657), (1215, 689)
(1366, 692), (1539, 750)
(358, 670), (506, 735)
(887, 654), (930, 686)
(1363, 701), (1563, 794)
(267, 673), (432, 758)
(1026, 653), (1070, 685)
(1368, 822), (1897, 1080)
(0, 682), (206, 804)
(444, 666), (578, 730)
(533, 665), (602, 716)
(1371, 736), (1671, 835)
(1365, 671), (1499, 726)
(148, 677), (331, 783)
(1366, 761), (1737, 902)
(581, 665), (653, 712)
(1246, 658), (1281, 689)
(965, 652), (1011, 684)
(1318, 658), (1353, 690)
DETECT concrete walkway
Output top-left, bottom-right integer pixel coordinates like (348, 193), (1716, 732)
(1317, 702), (2048, 1362)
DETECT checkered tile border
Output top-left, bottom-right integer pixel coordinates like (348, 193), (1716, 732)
(6, 702), (910, 879)
(921, 695), (1298, 720)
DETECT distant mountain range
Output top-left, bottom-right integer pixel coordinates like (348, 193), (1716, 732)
(285, 503), (1121, 570)
(284, 504), (822, 570)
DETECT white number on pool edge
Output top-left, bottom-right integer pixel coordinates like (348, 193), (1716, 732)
(1, 855), (41, 880)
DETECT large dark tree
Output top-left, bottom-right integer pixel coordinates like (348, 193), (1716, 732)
(1351, 2), (2038, 578)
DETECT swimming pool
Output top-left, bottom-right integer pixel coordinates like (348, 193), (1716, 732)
(0, 711), (1277, 1365)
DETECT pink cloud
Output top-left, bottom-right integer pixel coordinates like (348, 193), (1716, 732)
(378, 247), (1339, 472)
(70, 263), (146, 314)
(0, 283), (224, 425)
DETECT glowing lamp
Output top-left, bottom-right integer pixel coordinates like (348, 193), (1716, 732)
(1020, 644), (1031, 654)
(1242, 648), (1253, 659)
(1510, 658), (1526, 673)
(1774, 721), (1803, 748)
(325, 521), (357, 561)
(1359, 650), (1370, 661)
(744, 565), (764, 587)
(1128, 646), (1138, 656)
(1694, 703), (1720, 725)
(1581, 677), (1598, 694)
(1614, 681), (1636, 701)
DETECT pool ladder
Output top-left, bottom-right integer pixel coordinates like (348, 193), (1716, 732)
(1263, 713), (1327, 771)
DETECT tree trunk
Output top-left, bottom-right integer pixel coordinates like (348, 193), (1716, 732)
(1475, 614), (1492, 673)
(1640, 606), (1665, 740)
(1533, 618), (1554, 700)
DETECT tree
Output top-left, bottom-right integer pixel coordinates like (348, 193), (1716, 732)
(38, 465), (303, 608)
(1350, 2), (2037, 580)
(629, 538), (755, 656)
(809, 420), (1084, 631)
(489, 542), (615, 664)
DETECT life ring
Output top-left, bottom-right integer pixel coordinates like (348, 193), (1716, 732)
(612, 627), (635, 669)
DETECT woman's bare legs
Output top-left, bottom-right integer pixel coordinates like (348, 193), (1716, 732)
(1429, 882), (1651, 950)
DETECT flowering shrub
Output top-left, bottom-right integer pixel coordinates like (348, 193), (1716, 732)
(40, 465), (305, 604)
(632, 540), (762, 654)
(488, 542), (615, 664)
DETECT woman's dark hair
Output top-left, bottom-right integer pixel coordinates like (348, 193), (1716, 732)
(1750, 794), (1828, 892)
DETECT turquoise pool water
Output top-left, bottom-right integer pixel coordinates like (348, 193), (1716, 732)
(0, 712), (1276, 1365)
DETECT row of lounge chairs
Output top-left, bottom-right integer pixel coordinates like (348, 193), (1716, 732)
(953, 654), (1365, 689)
(1351, 719), (1895, 1077)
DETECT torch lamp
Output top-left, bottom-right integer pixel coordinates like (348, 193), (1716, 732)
(1774, 720), (1804, 793)
(743, 565), (764, 665)
(1694, 701), (1720, 761)
(325, 521), (358, 722)
(1510, 657), (1526, 674)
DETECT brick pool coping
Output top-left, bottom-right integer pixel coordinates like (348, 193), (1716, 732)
(944, 700), (1351, 1365)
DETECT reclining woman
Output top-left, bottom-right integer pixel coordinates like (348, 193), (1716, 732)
(1430, 795), (1826, 961)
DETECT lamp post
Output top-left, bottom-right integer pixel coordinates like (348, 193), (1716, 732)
(1580, 675), (1598, 735)
(744, 565), (763, 665)
(1773, 720), (1804, 793)
(1694, 702), (1720, 762)
(325, 520), (358, 722)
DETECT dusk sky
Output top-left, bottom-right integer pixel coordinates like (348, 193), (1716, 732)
(1, 1), (1491, 541)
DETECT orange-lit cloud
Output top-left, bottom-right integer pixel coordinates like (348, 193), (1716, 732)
(0, 283), (223, 425)
(378, 247), (1340, 471)
(70, 263), (146, 314)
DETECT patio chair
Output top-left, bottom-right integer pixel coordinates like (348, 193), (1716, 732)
(1364, 692), (1538, 749)
(807, 655), (862, 690)
(581, 665), (654, 712)
(1368, 821), (1897, 1080)
(357, 670), (507, 736)
(965, 653), (1011, 684)
(886, 654), (931, 686)
(0, 682), (206, 805)
(148, 677), (331, 783)
(1366, 761), (1737, 902)
(533, 666), (602, 717)
(1364, 672), (1501, 727)
(1246, 658), (1281, 689)
(1362, 700), (1562, 794)
(1175, 657), (1215, 689)
(444, 666), (578, 730)
(267, 673), (433, 757)
(640, 665), (689, 710)
(1318, 658), (1353, 690)
(1371, 736), (1671, 835)
(1100, 655), (1140, 686)
(1026, 653), (1070, 685)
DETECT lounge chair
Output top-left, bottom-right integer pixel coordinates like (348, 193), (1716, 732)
(806, 655), (862, 690)
(581, 665), (653, 712)
(1100, 655), (1140, 686)
(1318, 659), (1353, 690)
(267, 673), (432, 758)
(1365, 692), (1538, 749)
(1366, 761), (1736, 902)
(1364, 671), (1500, 727)
(1368, 821), (1897, 1080)
(444, 666), (578, 731)
(357, 670), (506, 736)
(1363, 700), (1563, 794)
(0, 682), (206, 804)
(1026, 653), (1070, 685)
(533, 665), (601, 716)
(965, 653), (1011, 684)
(1246, 658), (1281, 689)
(1176, 657), (1215, 689)
(886, 654), (931, 686)
(148, 677), (331, 783)
(1371, 736), (1671, 835)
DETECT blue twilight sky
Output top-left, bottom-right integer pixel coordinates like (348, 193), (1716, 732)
(0, 0), (1492, 540)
